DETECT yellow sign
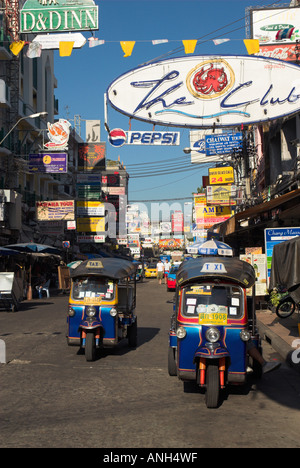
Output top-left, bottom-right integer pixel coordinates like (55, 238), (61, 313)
(209, 166), (234, 185)
(77, 217), (105, 233)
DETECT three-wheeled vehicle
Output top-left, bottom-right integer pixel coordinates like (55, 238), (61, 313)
(168, 256), (261, 408)
(67, 258), (137, 361)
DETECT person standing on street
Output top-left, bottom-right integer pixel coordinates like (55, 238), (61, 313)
(163, 259), (171, 284)
(157, 260), (165, 285)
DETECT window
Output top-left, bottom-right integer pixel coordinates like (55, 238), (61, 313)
(181, 283), (243, 318)
(72, 277), (115, 301)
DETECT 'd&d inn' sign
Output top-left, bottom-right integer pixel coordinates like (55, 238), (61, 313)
(107, 55), (300, 128)
(20, 0), (98, 34)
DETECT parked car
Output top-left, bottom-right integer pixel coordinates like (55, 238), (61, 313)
(166, 265), (179, 291)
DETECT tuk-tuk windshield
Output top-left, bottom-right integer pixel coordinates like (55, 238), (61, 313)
(72, 277), (115, 301)
(181, 283), (244, 318)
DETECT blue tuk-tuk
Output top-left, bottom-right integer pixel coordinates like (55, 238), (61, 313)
(67, 258), (137, 361)
(168, 256), (261, 408)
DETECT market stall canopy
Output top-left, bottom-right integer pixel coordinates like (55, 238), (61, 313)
(5, 242), (62, 255)
(70, 258), (136, 280)
(0, 246), (25, 256)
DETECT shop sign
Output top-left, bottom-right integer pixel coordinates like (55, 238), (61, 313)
(76, 201), (104, 217)
(78, 143), (106, 172)
(76, 217), (105, 233)
(209, 166), (234, 185)
(36, 200), (74, 221)
(107, 55), (300, 128)
(29, 152), (67, 173)
(205, 132), (243, 156)
(251, 7), (300, 44)
(206, 185), (237, 205)
(77, 235), (105, 243)
(20, 0), (98, 34)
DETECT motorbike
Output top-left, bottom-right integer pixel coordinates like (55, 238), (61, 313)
(67, 258), (137, 361)
(168, 256), (261, 408)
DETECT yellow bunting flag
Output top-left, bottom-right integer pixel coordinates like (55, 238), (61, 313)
(182, 40), (197, 54)
(59, 41), (74, 57)
(120, 41), (135, 57)
(243, 39), (260, 55)
(9, 41), (25, 56)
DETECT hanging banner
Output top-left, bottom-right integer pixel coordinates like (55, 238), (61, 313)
(107, 55), (300, 128)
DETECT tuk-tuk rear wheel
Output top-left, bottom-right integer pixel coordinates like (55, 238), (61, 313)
(205, 362), (220, 409)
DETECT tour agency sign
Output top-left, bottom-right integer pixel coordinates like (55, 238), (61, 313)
(107, 55), (300, 128)
(20, 0), (98, 34)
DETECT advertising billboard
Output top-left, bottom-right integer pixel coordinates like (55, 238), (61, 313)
(107, 55), (300, 128)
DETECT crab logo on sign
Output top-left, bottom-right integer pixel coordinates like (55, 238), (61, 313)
(186, 59), (234, 100)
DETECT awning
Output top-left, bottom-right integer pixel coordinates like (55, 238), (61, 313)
(212, 188), (300, 237)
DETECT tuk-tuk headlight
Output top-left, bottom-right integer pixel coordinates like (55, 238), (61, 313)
(205, 327), (220, 343)
(240, 329), (251, 342)
(86, 306), (96, 317)
(110, 307), (118, 317)
(176, 327), (186, 339)
(68, 307), (75, 317)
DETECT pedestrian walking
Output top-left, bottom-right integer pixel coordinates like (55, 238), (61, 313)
(156, 260), (165, 285)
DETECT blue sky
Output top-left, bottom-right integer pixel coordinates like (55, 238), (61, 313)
(54, 0), (287, 209)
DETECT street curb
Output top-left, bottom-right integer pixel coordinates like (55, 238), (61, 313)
(257, 319), (300, 374)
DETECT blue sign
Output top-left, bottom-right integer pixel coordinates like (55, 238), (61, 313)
(205, 132), (243, 156)
(264, 227), (300, 284)
(29, 153), (67, 173)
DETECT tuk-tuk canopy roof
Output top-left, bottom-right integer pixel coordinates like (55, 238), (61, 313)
(70, 258), (136, 280)
(177, 256), (255, 288)
(269, 236), (300, 300)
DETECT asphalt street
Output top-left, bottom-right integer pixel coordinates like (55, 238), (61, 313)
(0, 279), (300, 449)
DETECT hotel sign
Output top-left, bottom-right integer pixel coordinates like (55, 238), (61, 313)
(20, 0), (99, 34)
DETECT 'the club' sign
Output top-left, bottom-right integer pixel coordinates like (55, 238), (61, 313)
(107, 55), (300, 128)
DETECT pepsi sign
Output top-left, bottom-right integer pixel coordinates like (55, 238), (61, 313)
(108, 129), (180, 147)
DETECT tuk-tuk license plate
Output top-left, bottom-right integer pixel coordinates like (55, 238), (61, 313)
(198, 312), (227, 325)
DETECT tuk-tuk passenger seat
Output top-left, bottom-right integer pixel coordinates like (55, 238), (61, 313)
(118, 285), (134, 313)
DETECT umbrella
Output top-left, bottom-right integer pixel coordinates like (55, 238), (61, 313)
(187, 242), (204, 254)
(5, 242), (62, 255)
(0, 246), (24, 256)
(198, 239), (233, 257)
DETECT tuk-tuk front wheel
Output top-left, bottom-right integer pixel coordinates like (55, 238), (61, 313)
(85, 332), (96, 362)
(205, 361), (220, 409)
